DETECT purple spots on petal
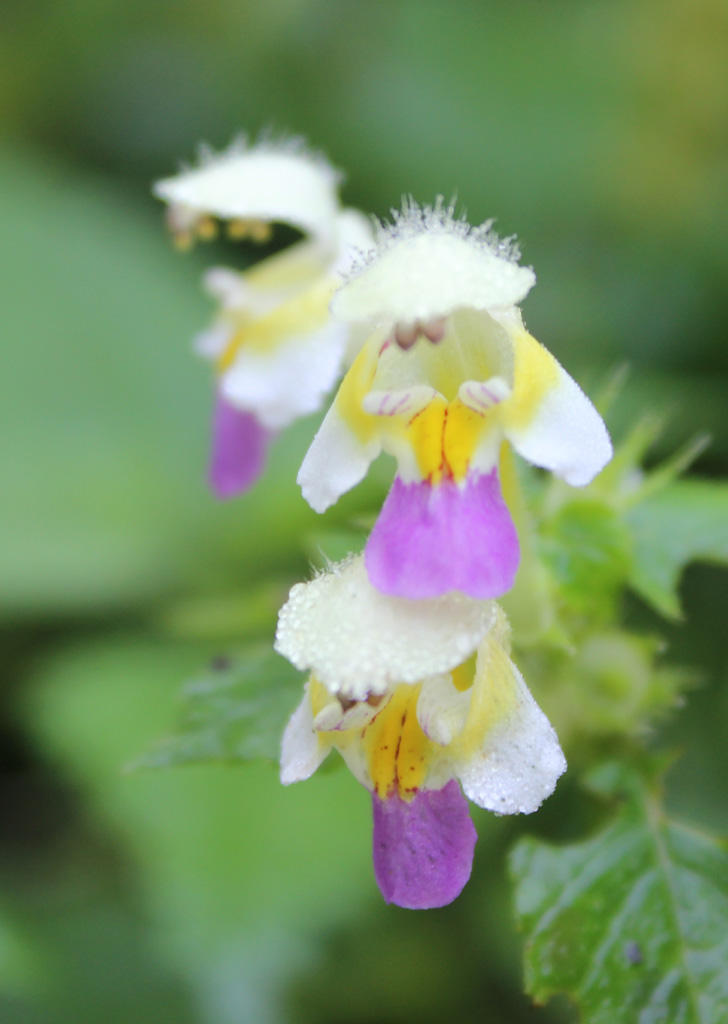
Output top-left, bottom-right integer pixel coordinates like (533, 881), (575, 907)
(372, 780), (477, 910)
(365, 471), (520, 599)
(208, 392), (271, 499)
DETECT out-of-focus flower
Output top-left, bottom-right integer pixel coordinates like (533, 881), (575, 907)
(275, 556), (565, 909)
(298, 200), (612, 598)
(154, 138), (372, 497)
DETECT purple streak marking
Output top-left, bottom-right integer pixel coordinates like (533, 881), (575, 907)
(385, 392), (410, 416)
(372, 781), (477, 910)
(365, 470), (520, 599)
(208, 392), (271, 499)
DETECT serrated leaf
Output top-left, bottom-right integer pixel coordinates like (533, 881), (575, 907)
(626, 479), (728, 618)
(510, 762), (728, 1024)
(132, 646), (303, 769)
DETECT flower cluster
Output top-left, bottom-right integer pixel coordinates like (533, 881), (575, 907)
(156, 138), (612, 908)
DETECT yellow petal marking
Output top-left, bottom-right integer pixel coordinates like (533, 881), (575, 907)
(309, 676), (337, 756)
(451, 606), (518, 761)
(310, 679), (435, 800)
(245, 242), (325, 292)
(502, 329), (560, 431)
(405, 398), (448, 483)
(334, 335), (386, 444)
(443, 399), (496, 483)
(451, 653), (477, 693)
(362, 684), (431, 799)
(217, 275), (335, 369)
(405, 396), (494, 484)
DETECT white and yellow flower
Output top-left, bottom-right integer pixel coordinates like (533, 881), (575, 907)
(298, 200), (612, 597)
(154, 137), (373, 497)
(275, 555), (565, 909)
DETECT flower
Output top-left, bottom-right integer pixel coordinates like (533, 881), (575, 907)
(297, 200), (612, 598)
(154, 137), (373, 497)
(275, 555), (566, 909)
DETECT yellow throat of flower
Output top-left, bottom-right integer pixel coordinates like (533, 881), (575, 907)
(310, 679), (434, 800)
(406, 396), (496, 485)
(362, 685), (430, 799)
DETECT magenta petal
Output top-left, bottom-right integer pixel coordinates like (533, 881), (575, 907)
(208, 393), (271, 499)
(372, 781), (477, 910)
(365, 471), (520, 599)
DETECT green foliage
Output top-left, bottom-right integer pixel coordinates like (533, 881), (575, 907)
(626, 480), (728, 619)
(26, 634), (374, 1021)
(511, 762), (728, 1024)
(0, 910), (46, 1000)
(539, 498), (632, 622)
(132, 647), (302, 769)
(0, 148), (330, 621)
(2, 1), (728, 1019)
(529, 421), (728, 634)
(526, 632), (691, 752)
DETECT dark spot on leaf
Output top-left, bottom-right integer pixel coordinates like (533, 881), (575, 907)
(624, 941), (642, 965)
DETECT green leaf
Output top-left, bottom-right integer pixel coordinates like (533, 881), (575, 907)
(539, 498), (633, 620)
(510, 762), (728, 1023)
(0, 146), (323, 620)
(626, 479), (728, 618)
(132, 646), (303, 769)
(0, 909), (47, 1000)
(24, 634), (374, 1018)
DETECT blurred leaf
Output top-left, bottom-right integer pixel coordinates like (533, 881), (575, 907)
(531, 633), (691, 752)
(0, 147), (206, 616)
(626, 479), (728, 618)
(0, 146), (326, 619)
(132, 646), (301, 770)
(303, 528), (365, 570)
(158, 582), (288, 642)
(24, 635), (373, 1018)
(539, 499), (632, 620)
(0, 909), (46, 1000)
(511, 761), (728, 1023)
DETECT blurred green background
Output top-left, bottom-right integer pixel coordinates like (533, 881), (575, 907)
(1, 1), (727, 1021)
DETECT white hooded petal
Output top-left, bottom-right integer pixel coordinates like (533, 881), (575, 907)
(220, 321), (348, 430)
(504, 339), (613, 487)
(154, 138), (341, 245)
(331, 199), (535, 325)
(275, 556), (494, 700)
(297, 403), (381, 513)
(455, 659), (566, 815)
(280, 684), (329, 784)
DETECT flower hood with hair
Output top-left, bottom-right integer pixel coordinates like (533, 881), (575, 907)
(154, 136), (373, 498)
(297, 200), (612, 599)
